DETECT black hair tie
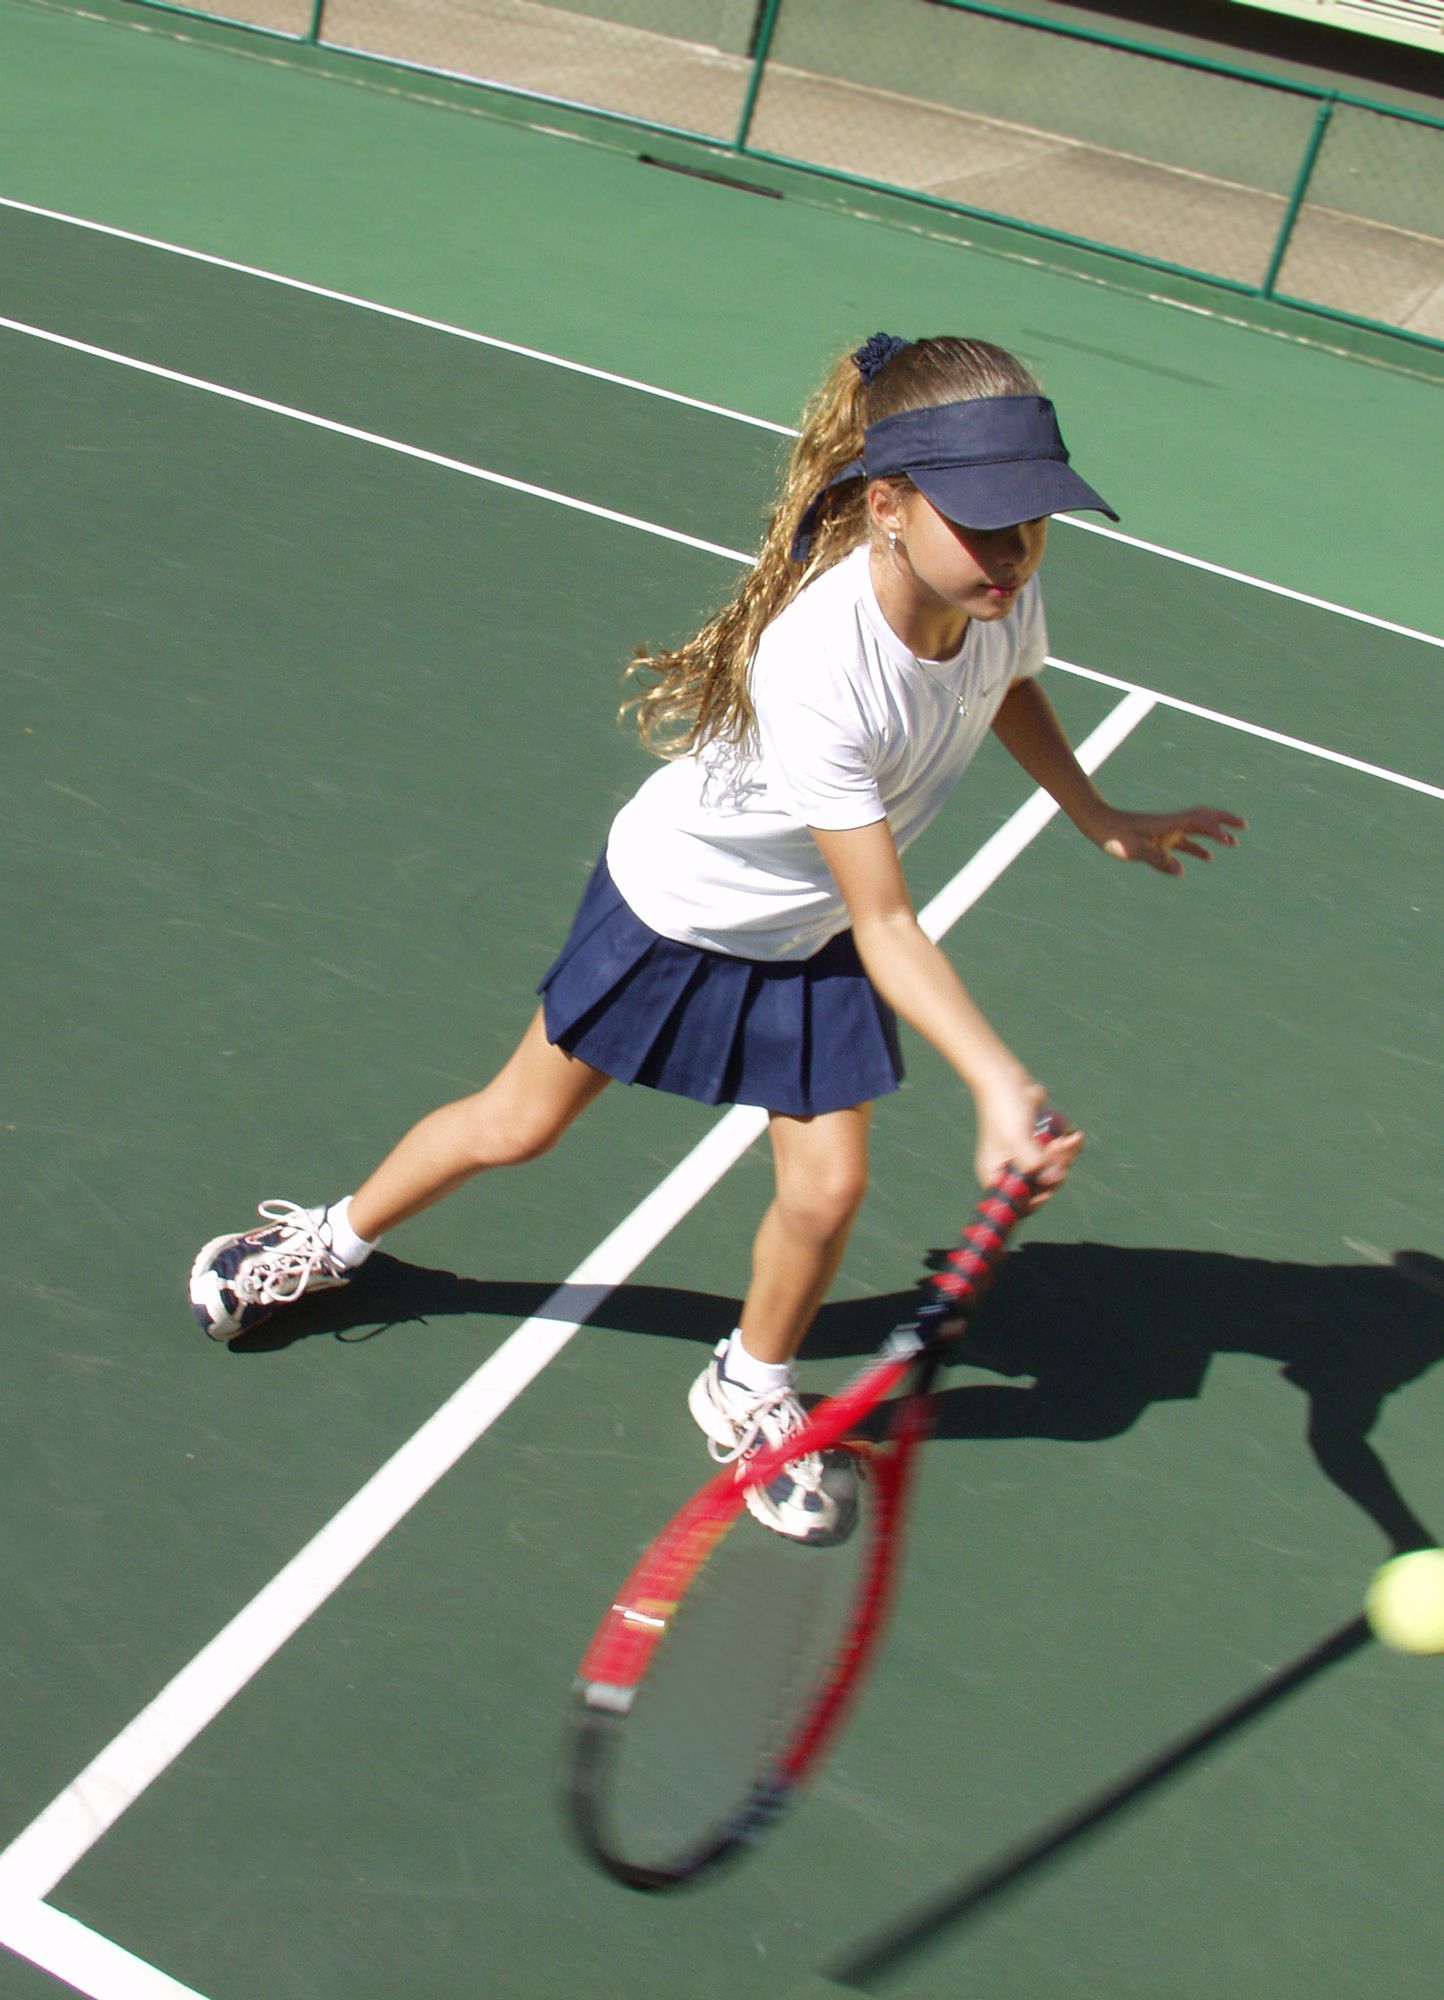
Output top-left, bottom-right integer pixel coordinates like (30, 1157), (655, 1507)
(852, 332), (911, 383)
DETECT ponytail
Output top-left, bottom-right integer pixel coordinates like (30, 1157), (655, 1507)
(621, 335), (1038, 757)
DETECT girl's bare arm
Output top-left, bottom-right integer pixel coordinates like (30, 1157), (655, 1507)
(809, 818), (1079, 1193)
(991, 677), (1245, 874)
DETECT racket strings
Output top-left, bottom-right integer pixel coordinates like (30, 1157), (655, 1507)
(584, 1477), (874, 1876)
(572, 1143), (1058, 1886)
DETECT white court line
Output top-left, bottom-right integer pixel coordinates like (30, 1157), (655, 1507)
(7, 305), (1434, 802)
(918, 687), (1155, 937)
(2, 193), (1441, 650)
(0, 695), (1150, 1942)
(0, 196), (794, 434)
(0, 1901), (211, 2000)
(1050, 656), (1444, 801)
(1054, 516), (1444, 652)
(0, 315), (751, 566)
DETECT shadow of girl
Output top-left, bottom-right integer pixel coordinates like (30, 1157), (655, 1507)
(928, 1239), (1444, 1555)
(234, 1237), (1442, 1553)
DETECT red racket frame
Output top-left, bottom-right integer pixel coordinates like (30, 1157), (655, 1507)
(568, 1161), (1039, 1889)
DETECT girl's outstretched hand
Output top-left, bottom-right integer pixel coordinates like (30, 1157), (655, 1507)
(1090, 805), (1246, 876)
(974, 1076), (1082, 1211)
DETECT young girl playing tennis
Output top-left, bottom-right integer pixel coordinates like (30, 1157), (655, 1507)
(189, 332), (1242, 1540)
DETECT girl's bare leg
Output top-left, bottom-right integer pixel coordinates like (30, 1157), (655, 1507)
(736, 1103), (872, 1367)
(348, 1008), (610, 1241)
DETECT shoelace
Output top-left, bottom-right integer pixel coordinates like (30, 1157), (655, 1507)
(708, 1382), (825, 1492)
(236, 1200), (345, 1305)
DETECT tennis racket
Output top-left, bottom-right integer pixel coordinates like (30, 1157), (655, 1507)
(566, 1117), (1065, 1891)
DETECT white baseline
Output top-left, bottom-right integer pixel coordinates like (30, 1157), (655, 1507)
(0, 314), (1437, 799)
(1, 195), (1440, 651)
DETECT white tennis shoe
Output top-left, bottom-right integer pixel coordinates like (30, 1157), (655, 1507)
(189, 1199), (352, 1340)
(688, 1340), (858, 1544)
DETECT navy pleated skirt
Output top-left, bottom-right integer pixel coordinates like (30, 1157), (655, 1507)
(538, 856), (903, 1117)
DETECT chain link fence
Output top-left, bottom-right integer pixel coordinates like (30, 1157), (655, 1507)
(319, 0), (760, 135)
(1274, 98), (1444, 338)
(122, 0), (1444, 351)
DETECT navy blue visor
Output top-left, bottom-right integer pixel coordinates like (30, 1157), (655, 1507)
(791, 395), (1118, 560)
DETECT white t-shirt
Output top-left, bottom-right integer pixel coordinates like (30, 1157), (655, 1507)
(606, 545), (1047, 960)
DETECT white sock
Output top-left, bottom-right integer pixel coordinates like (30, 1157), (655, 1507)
(722, 1327), (792, 1397)
(312, 1195), (376, 1269)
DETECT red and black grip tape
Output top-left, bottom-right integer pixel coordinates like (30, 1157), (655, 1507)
(924, 1162), (1036, 1312)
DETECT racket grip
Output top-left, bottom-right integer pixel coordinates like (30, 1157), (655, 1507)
(926, 1108), (1069, 1315)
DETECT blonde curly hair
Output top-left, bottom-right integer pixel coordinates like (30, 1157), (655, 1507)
(622, 335), (1040, 757)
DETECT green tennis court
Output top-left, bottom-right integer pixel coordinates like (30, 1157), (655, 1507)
(3, 4), (1442, 1996)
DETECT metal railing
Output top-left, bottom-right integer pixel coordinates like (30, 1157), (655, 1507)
(120, 0), (1444, 355)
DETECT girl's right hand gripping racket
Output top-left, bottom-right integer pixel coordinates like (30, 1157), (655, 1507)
(566, 1118), (1065, 1891)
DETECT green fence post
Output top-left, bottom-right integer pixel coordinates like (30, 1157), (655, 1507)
(734, 0), (785, 155)
(1262, 92), (1336, 300)
(303, 0), (325, 43)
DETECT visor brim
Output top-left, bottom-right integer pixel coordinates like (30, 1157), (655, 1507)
(910, 461), (1119, 531)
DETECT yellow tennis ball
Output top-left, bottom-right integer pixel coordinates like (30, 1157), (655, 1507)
(1365, 1549), (1444, 1655)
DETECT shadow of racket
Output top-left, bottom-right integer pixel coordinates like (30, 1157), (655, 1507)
(829, 1614), (1372, 1991)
